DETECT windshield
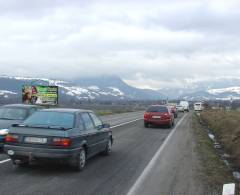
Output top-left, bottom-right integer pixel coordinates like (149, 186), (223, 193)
(23, 111), (75, 129)
(0, 107), (27, 120)
(147, 106), (168, 113)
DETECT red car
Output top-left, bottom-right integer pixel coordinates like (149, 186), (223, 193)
(169, 105), (178, 118)
(144, 105), (174, 128)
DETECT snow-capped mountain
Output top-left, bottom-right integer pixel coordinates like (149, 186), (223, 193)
(1, 75), (239, 102)
(159, 77), (240, 101)
(0, 90), (17, 98)
(178, 86), (240, 101)
(208, 86), (240, 95)
(0, 75), (165, 102)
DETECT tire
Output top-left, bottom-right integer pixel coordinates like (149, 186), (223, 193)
(12, 159), (29, 167)
(71, 149), (86, 171)
(18, 161), (29, 167)
(168, 121), (172, 128)
(103, 138), (112, 156)
(144, 122), (149, 128)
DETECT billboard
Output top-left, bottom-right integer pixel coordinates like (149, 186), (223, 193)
(22, 85), (58, 106)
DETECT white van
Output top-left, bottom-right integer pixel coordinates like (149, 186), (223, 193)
(180, 101), (189, 112)
(194, 102), (204, 111)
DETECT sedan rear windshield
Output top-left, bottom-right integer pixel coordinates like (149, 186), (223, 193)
(0, 107), (27, 120)
(23, 111), (74, 129)
(147, 106), (168, 113)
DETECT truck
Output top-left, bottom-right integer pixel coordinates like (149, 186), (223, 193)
(180, 101), (189, 112)
(194, 102), (204, 111)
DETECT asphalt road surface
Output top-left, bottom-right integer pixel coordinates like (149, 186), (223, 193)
(0, 111), (190, 195)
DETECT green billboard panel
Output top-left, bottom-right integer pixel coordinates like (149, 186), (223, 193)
(22, 85), (58, 106)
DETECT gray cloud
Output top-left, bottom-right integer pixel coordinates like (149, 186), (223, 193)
(0, 0), (240, 89)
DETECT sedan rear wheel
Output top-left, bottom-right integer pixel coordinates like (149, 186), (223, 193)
(72, 149), (86, 171)
(144, 122), (149, 128)
(168, 121), (173, 128)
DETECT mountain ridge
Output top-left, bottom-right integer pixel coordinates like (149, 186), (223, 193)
(0, 75), (165, 102)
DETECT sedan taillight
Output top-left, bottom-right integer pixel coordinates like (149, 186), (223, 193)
(144, 112), (150, 119)
(164, 113), (171, 119)
(52, 138), (71, 147)
(5, 134), (19, 143)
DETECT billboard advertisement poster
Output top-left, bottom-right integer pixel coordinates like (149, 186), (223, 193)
(22, 85), (58, 106)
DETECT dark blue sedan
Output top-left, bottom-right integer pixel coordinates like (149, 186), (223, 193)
(4, 108), (113, 171)
(0, 104), (40, 149)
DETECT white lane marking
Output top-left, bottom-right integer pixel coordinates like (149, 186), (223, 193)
(0, 158), (11, 164)
(110, 118), (143, 129)
(0, 118), (143, 165)
(126, 113), (188, 195)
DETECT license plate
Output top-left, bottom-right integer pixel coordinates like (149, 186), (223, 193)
(24, 137), (47, 144)
(152, 116), (161, 119)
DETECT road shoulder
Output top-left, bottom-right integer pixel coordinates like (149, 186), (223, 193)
(127, 113), (205, 195)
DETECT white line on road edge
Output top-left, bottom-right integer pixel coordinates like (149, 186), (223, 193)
(126, 113), (188, 195)
(110, 118), (143, 129)
(0, 158), (11, 164)
(0, 118), (143, 165)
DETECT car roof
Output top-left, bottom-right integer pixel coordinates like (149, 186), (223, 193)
(148, 105), (168, 108)
(40, 108), (93, 113)
(1, 104), (39, 109)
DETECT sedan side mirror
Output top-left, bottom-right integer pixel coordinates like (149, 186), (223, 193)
(102, 123), (110, 128)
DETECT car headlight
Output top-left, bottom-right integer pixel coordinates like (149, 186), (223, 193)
(0, 129), (9, 135)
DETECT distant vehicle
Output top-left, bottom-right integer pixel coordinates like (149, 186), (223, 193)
(194, 102), (204, 111)
(4, 108), (113, 171)
(0, 104), (40, 149)
(144, 105), (174, 128)
(168, 104), (178, 118)
(176, 104), (185, 112)
(180, 101), (189, 112)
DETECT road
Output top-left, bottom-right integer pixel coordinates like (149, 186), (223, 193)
(0, 111), (192, 195)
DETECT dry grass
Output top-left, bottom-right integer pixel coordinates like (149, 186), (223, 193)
(200, 109), (240, 167)
(192, 114), (234, 194)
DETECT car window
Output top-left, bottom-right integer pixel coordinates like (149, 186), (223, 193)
(81, 113), (94, 130)
(0, 107), (27, 120)
(78, 115), (85, 131)
(23, 111), (75, 129)
(89, 113), (103, 128)
(146, 106), (168, 113)
(28, 108), (37, 116)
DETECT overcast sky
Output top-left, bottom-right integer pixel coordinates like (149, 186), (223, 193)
(0, 0), (240, 89)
